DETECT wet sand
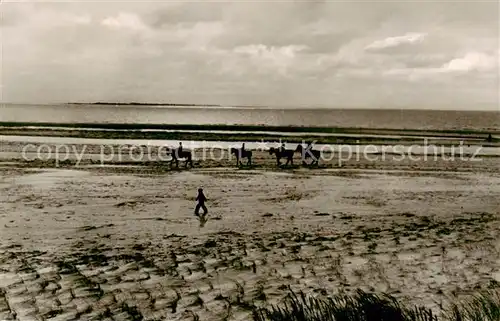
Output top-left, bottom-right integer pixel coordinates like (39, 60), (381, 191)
(1, 124), (499, 149)
(0, 139), (499, 320)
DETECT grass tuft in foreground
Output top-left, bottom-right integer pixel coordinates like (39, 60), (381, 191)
(252, 288), (500, 321)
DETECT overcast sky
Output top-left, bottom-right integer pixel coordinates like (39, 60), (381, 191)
(1, 0), (499, 110)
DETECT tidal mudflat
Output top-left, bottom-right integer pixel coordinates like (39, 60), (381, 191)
(1, 156), (499, 320)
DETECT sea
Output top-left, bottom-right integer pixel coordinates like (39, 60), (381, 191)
(1, 103), (499, 132)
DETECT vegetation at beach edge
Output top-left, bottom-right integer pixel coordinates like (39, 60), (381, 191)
(252, 288), (500, 321)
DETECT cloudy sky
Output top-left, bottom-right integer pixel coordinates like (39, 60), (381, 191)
(1, 0), (498, 110)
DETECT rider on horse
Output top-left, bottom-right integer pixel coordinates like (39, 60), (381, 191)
(305, 141), (313, 151)
(280, 142), (286, 153)
(174, 142), (182, 158)
(301, 141), (314, 162)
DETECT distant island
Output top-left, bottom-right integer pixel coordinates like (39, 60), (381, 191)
(66, 102), (276, 108)
(68, 102), (222, 107)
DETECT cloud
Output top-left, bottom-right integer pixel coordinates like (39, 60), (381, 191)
(232, 44), (308, 75)
(384, 50), (499, 79)
(441, 52), (497, 72)
(234, 44), (307, 58)
(365, 32), (427, 50)
(144, 2), (225, 27)
(1, 1), (498, 110)
(101, 13), (148, 31)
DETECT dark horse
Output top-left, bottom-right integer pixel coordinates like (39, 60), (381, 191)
(269, 147), (294, 167)
(295, 144), (321, 165)
(230, 148), (252, 166)
(168, 147), (194, 168)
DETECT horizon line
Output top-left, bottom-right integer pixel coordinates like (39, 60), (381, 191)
(1, 101), (499, 112)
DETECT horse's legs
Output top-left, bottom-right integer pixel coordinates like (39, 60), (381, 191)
(300, 151), (307, 166)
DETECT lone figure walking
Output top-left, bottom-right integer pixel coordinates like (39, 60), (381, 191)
(195, 188), (208, 217)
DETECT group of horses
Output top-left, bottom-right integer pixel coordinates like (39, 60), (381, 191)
(268, 145), (321, 167)
(166, 144), (321, 168)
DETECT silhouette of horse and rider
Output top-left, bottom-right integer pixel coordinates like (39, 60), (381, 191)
(269, 143), (295, 166)
(168, 142), (193, 168)
(166, 141), (321, 169)
(295, 141), (321, 166)
(269, 141), (320, 166)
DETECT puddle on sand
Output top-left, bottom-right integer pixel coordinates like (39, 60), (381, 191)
(76, 164), (146, 169)
(11, 169), (90, 189)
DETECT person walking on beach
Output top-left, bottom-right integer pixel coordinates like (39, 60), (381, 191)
(195, 188), (208, 217)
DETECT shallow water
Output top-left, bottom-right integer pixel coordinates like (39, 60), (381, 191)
(2, 103), (499, 131)
(11, 169), (90, 189)
(2, 126), (490, 140)
(1, 135), (498, 156)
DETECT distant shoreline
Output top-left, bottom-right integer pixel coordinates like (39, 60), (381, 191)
(42, 102), (500, 112)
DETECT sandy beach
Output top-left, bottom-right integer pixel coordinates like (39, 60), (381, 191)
(1, 136), (499, 321)
(3, 1), (500, 319)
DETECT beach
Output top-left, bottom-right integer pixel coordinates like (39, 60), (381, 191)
(3, 0), (500, 319)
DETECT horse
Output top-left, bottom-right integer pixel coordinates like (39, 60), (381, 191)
(295, 144), (321, 166)
(230, 148), (252, 166)
(167, 147), (194, 168)
(269, 147), (294, 167)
